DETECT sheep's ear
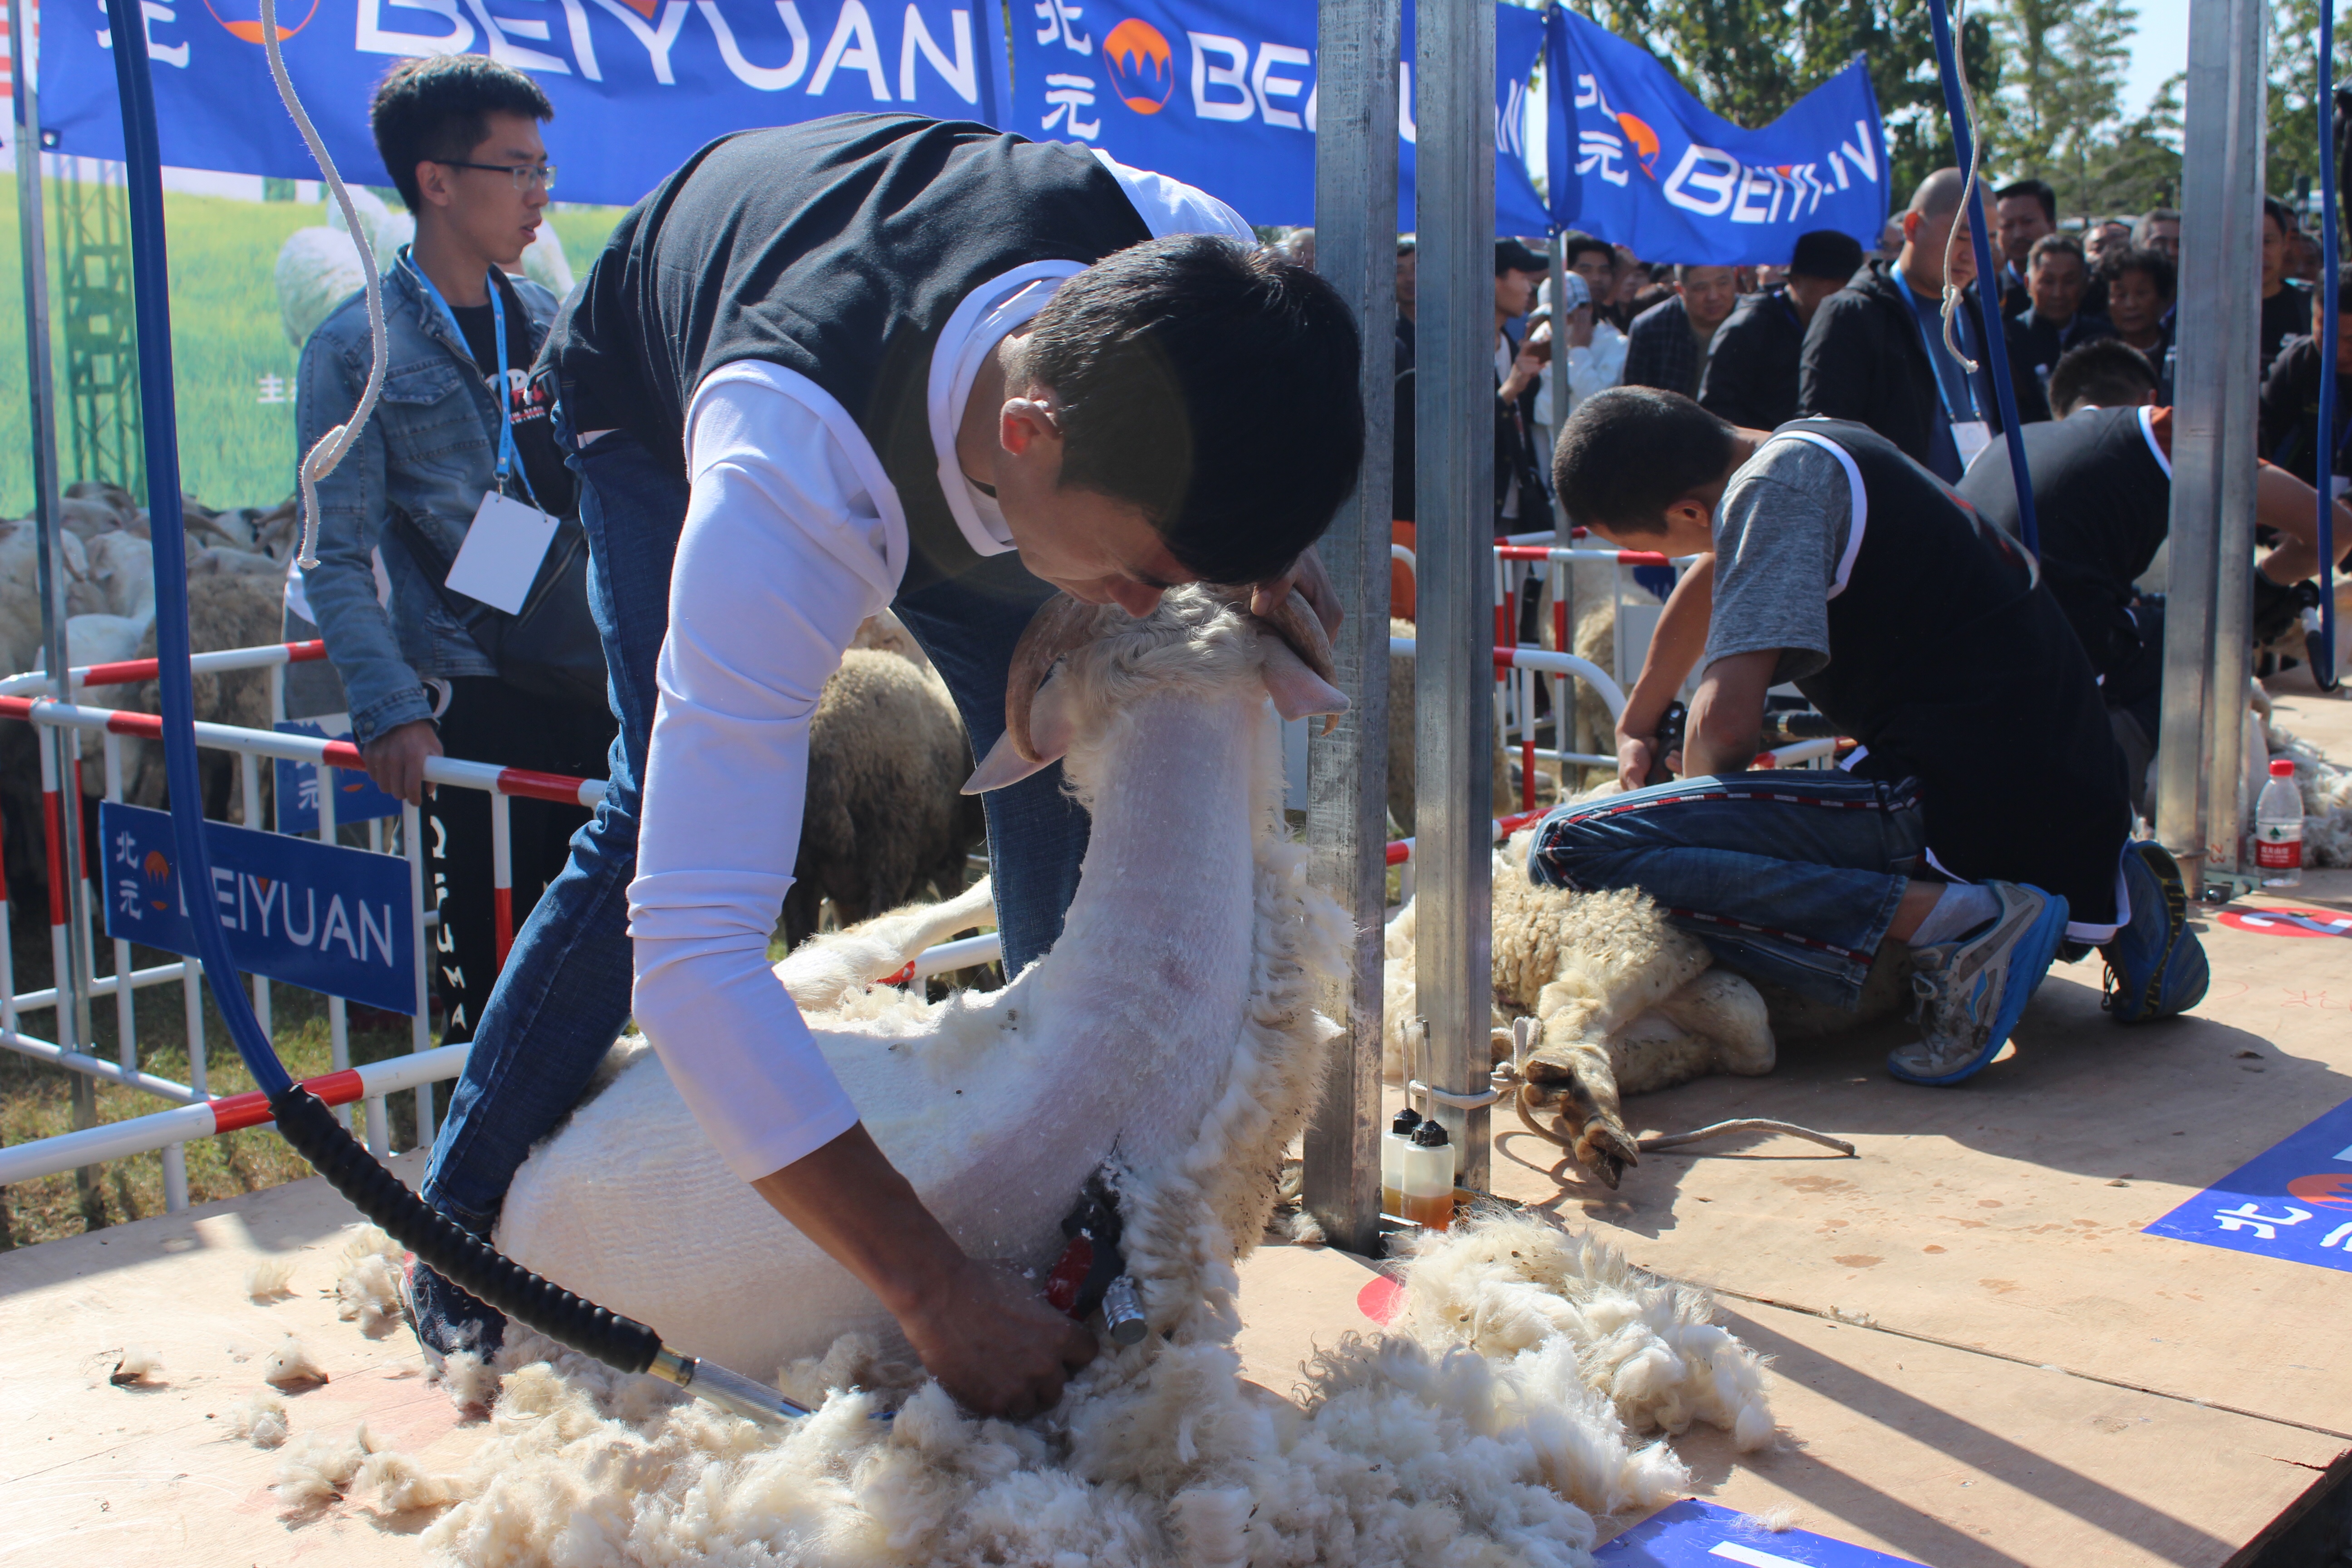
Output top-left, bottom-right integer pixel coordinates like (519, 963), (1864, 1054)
(1259, 635), (1350, 723)
(963, 670), (1077, 794)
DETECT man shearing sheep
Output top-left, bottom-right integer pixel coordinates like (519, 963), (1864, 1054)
(1533, 388), (2205, 1093)
(405, 113), (1363, 1421)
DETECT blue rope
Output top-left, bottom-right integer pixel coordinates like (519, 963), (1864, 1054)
(103, 0), (292, 1097)
(2318, 2), (2340, 691)
(1924, 0), (2042, 558)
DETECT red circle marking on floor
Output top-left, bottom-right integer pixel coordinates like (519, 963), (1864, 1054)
(2215, 907), (2352, 938)
(1356, 1273), (1405, 1326)
(2287, 1172), (2352, 1210)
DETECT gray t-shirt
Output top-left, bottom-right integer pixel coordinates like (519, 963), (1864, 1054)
(1705, 436), (1855, 685)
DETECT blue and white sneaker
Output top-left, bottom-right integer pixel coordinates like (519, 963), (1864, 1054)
(2102, 839), (2210, 1023)
(1888, 882), (2071, 1085)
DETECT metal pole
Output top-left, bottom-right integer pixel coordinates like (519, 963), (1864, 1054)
(1412, 0), (1495, 1191)
(2195, 0), (2266, 894)
(2158, 0), (2262, 875)
(2315, 0), (2339, 691)
(12, 0), (95, 1084)
(1302, 0), (1400, 1256)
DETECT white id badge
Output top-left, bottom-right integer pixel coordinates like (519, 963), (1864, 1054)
(1951, 419), (1993, 467)
(444, 491), (558, 614)
(2331, 474), (2350, 500)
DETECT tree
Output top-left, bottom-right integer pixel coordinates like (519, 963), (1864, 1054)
(2267, 0), (2352, 206)
(1978, 0), (2140, 217)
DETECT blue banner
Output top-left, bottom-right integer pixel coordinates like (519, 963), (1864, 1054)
(1009, 0), (1549, 234)
(100, 800), (417, 1013)
(274, 716), (403, 835)
(39, 0), (1009, 208)
(1544, 7), (1886, 265)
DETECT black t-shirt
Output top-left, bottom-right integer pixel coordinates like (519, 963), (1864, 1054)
(448, 278), (574, 516)
(2261, 281), (2314, 378)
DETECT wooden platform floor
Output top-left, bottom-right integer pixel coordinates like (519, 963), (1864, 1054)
(7, 686), (2352, 1567)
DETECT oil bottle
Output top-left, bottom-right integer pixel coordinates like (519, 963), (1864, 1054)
(1381, 1106), (1423, 1217)
(1400, 1117), (1455, 1231)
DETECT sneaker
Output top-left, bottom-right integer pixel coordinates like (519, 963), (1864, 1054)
(2102, 840), (2210, 1023)
(401, 1255), (505, 1375)
(1888, 882), (2071, 1085)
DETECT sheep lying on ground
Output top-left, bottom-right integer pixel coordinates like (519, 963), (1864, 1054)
(1385, 832), (1910, 1188)
(449, 588), (1774, 1564)
(781, 620), (986, 949)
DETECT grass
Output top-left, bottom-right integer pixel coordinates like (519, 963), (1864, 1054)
(0, 177), (631, 518)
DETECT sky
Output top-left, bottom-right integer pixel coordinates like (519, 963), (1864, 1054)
(2124, 0), (2193, 120)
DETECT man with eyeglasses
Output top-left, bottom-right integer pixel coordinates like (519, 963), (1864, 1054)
(296, 57), (615, 1073)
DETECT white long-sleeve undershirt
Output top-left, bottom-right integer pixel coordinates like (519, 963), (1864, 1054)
(626, 157), (1250, 1184)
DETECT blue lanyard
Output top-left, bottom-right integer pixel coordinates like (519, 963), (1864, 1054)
(1891, 270), (1984, 427)
(412, 260), (536, 509)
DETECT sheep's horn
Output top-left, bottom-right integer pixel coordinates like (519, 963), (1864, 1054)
(1004, 593), (1104, 763)
(1257, 589), (1338, 686)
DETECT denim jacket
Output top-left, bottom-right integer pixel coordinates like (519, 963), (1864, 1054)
(294, 250), (563, 746)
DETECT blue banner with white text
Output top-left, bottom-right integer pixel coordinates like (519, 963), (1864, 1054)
(1544, 6), (1886, 265)
(1009, 0), (1550, 234)
(38, 0), (1009, 209)
(100, 800), (417, 1014)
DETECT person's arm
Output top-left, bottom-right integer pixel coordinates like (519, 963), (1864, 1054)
(2254, 459), (2346, 583)
(1614, 555), (1714, 789)
(292, 317), (441, 799)
(1682, 649), (1779, 778)
(631, 373), (1093, 1416)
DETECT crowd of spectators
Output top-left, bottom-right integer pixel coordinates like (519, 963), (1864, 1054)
(1357, 170), (2334, 549)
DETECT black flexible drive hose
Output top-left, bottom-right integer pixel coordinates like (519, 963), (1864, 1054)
(268, 1089), (662, 1372)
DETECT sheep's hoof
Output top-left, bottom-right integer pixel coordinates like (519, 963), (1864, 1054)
(1575, 1117), (1640, 1190)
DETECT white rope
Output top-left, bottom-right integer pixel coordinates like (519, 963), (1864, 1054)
(258, 0), (386, 571)
(1940, 0), (1985, 374)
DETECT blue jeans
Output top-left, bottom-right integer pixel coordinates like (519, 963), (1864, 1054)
(1529, 770), (1928, 1009)
(421, 426), (1090, 1237)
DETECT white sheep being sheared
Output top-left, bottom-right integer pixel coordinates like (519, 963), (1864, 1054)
(500, 587), (1355, 1377)
(421, 587), (1776, 1565)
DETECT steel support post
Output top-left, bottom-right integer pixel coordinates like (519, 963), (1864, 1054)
(1411, 0), (1495, 1190)
(1301, 0), (1400, 1256)
(2159, 0), (2266, 891)
(12, 1), (96, 1093)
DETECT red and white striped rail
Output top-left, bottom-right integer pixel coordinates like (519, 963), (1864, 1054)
(0, 637), (333, 698)
(0, 1044), (470, 1188)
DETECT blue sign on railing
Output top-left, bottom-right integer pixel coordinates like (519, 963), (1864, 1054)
(100, 800), (417, 1014)
(275, 716), (402, 836)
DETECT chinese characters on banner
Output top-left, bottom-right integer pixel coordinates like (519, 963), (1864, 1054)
(1009, 0), (1551, 233)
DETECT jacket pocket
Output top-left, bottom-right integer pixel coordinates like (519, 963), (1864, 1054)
(377, 357), (491, 468)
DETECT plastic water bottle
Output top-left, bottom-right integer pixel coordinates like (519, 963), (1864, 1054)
(2255, 758), (2303, 887)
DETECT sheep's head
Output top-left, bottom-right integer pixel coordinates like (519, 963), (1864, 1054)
(965, 586), (1348, 794)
